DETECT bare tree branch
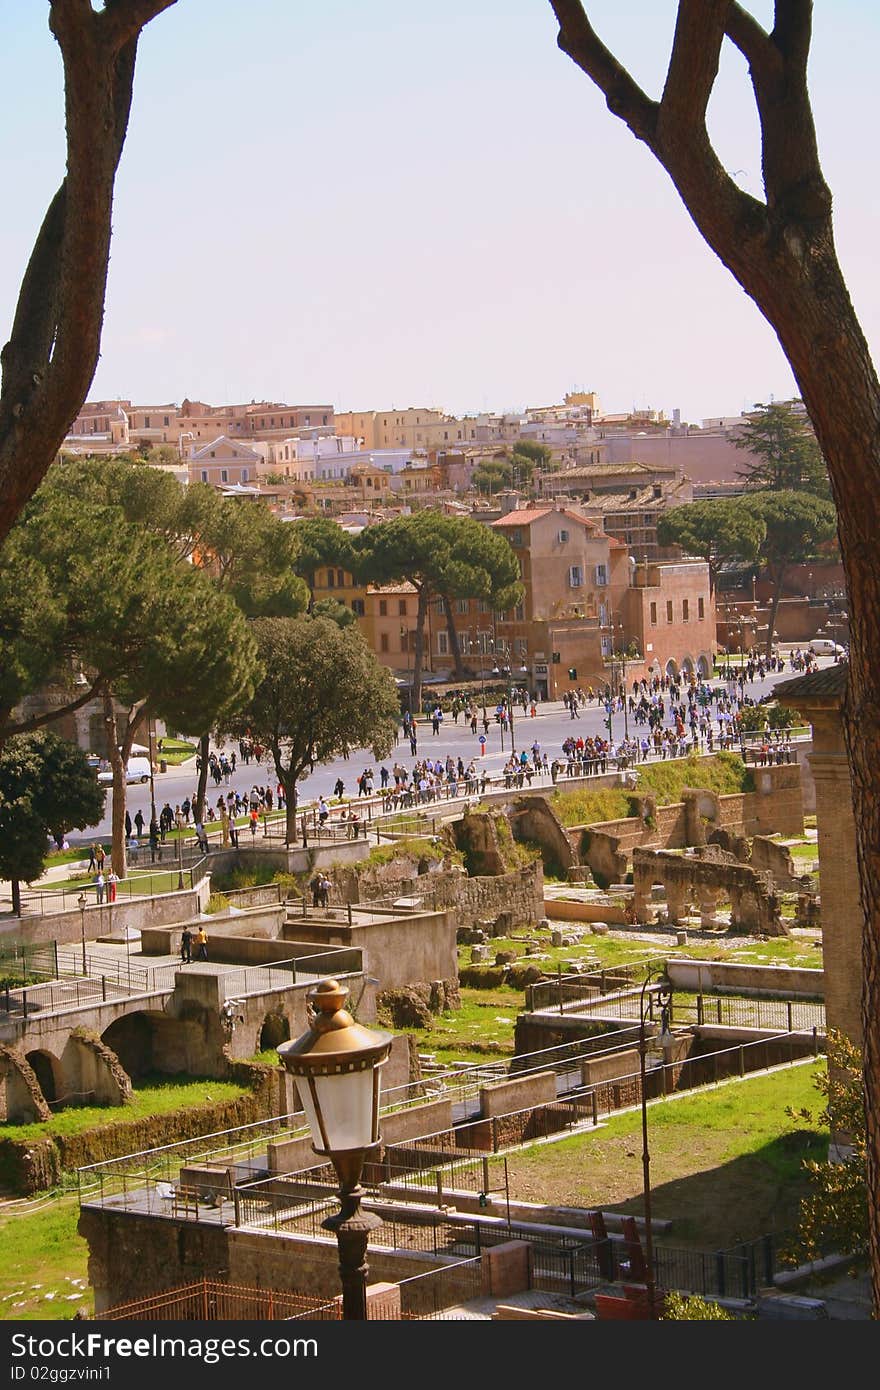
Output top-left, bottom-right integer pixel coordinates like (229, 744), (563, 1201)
(772, 0), (813, 69)
(0, 676), (105, 740)
(725, 3), (781, 84)
(100, 0), (179, 50)
(548, 0), (658, 146)
(660, 0), (728, 136)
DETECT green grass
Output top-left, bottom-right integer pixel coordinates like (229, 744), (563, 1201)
(156, 738), (198, 766)
(0, 1195), (91, 1321)
(503, 1061), (827, 1250)
(550, 752), (754, 829)
(0, 1075), (250, 1143)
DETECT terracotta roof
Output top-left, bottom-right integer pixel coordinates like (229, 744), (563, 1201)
(492, 507), (595, 529)
(774, 662), (849, 704)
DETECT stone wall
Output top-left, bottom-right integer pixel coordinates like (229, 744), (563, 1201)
(632, 845), (788, 936)
(479, 1070), (557, 1119)
(1, 884), (209, 952)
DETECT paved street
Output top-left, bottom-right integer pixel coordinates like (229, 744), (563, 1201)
(67, 650), (834, 844)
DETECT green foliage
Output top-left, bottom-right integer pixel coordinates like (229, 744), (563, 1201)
(656, 499), (765, 590)
(224, 615), (401, 812)
(552, 753), (753, 827)
(310, 597), (358, 628)
(661, 1292), (738, 1320)
(205, 892), (231, 914)
(737, 703), (798, 733)
(734, 401), (832, 499)
(291, 514), (357, 592)
(742, 490), (839, 571)
(785, 1030), (867, 1264)
(0, 734), (105, 894)
(360, 836), (451, 869)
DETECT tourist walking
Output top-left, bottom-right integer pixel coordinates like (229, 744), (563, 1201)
(180, 925), (193, 963)
(195, 926), (208, 961)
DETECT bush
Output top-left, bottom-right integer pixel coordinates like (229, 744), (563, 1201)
(661, 1292), (738, 1320)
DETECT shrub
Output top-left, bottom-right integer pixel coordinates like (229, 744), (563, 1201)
(661, 1292), (737, 1320)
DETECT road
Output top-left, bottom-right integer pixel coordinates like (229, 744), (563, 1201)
(70, 651), (832, 844)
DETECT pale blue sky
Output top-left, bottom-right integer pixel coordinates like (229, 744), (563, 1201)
(1, 2), (877, 423)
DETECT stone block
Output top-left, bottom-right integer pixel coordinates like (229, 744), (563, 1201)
(470, 945), (489, 963)
(590, 922), (610, 935)
(551, 929), (564, 947)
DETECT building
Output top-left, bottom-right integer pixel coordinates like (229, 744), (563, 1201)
(187, 436), (263, 488)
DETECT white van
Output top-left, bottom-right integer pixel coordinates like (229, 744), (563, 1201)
(808, 638), (846, 657)
(97, 755), (152, 785)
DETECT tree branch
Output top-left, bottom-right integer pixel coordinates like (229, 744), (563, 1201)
(772, 0), (812, 69)
(0, 676), (105, 739)
(99, 0), (178, 50)
(548, 0), (658, 146)
(660, 0), (728, 137)
(725, 3), (781, 84)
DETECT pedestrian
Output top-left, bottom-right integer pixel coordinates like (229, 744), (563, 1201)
(125, 811), (132, 839)
(149, 819), (160, 863)
(194, 926), (208, 961)
(317, 796), (329, 827)
(180, 925), (193, 964)
(94, 871), (105, 904)
(194, 820), (210, 853)
(334, 777), (344, 799)
(134, 809), (145, 838)
(107, 870), (118, 903)
(310, 874), (322, 908)
(319, 873), (331, 907)
(95, 843), (106, 871)
(87, 843), (97, 872)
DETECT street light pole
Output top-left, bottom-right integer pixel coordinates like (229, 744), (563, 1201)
(638, 965), (673, 1318)
(77, 892), (87, 976)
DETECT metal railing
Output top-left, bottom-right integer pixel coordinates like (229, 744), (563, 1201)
(17, 858), (209, 916)
(102, 1277), (332, 1322)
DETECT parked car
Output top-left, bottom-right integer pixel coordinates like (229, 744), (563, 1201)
(97, 755), (152, 785)
(808, 638), (846, 656)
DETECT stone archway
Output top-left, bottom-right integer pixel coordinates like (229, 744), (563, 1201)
(25, 1049), (63, 1107)
(665, 658), (679, 679)
(697, 653), (712, 678)
(681, 655), (694, 678)
(102, 1013), (155, 1079)
(259, 1011), (290, 1053)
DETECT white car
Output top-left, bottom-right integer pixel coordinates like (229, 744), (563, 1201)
(808, 638), (846, 657)
(97, 755), (152, 785)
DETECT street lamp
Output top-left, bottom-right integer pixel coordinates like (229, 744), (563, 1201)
(638, 965), (674, 1318)
(278, 979), (393, 1320)
(176, 825), (185, 891)
(77, 892), (87, 976)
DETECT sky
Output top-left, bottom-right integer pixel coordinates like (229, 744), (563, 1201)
(1, 1), (878, 426)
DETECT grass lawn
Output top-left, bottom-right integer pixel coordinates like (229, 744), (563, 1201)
(503, 1060), (826, 1251)
(0, 1196), (91, 1321)
(0, 1075), (251, 1145)
(156, 739), (198, 766)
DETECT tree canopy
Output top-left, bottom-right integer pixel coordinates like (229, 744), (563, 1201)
(0, 732), (105, 914)
(224, 616), (400, 843)
(734, 400), (831, 498)
(356, 512), (523, 699)
(656, 499), (765, 593)
(742, 490), (838, 651)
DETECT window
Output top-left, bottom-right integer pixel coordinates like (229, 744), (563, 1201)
(512, 528), (523, 547)
(516, 638), (527, 657)
(379, 599), (388, 617)
(380, 632), (389, 653)
(650, 601), (657, 625)
(351, 599), (365, 616)
(568, 565), (584, 588)
(515, 603), (525, 622)
(457, 599), (469, 615)
(241, 469), (248, 483)
(478, 599), (491, 614)
(437, 632), (449, 655)
(557, 529), (570, 544)
(435, 597), (445, 616)
(698, 596), (705, 620)
(594, 563), (608, 586)
(666, 600), (673, 623)
(163, 415), (170, 427)
(144, 416), (150, 428)
(682, 598), (689, 622)
(326, 569), (335, 588)
(200, 470), (208, 483)
(398, 600), (407, 616)
(337, 569), (345, 587)
(221, 469), (228, 483)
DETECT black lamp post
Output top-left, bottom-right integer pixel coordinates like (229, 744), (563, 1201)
(638, 965), (674, 1318)
(278, 979), (393, 1320)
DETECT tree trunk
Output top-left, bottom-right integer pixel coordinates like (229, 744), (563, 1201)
(442, 595), (466, 680)
(765, 564), (787, 659)
(194, 732), (210, 822)
(547, 1), (880, 1308)
(101, 691), (128, 882)
(285, 783), (298, 846)
(411, 587), (428, 714)
(0, 2), (177, 547)
(11, 878), (20, 917)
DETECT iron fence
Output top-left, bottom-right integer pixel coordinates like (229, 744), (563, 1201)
(17, 860), (208, 916)
(102, 1277), (332, 1322)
